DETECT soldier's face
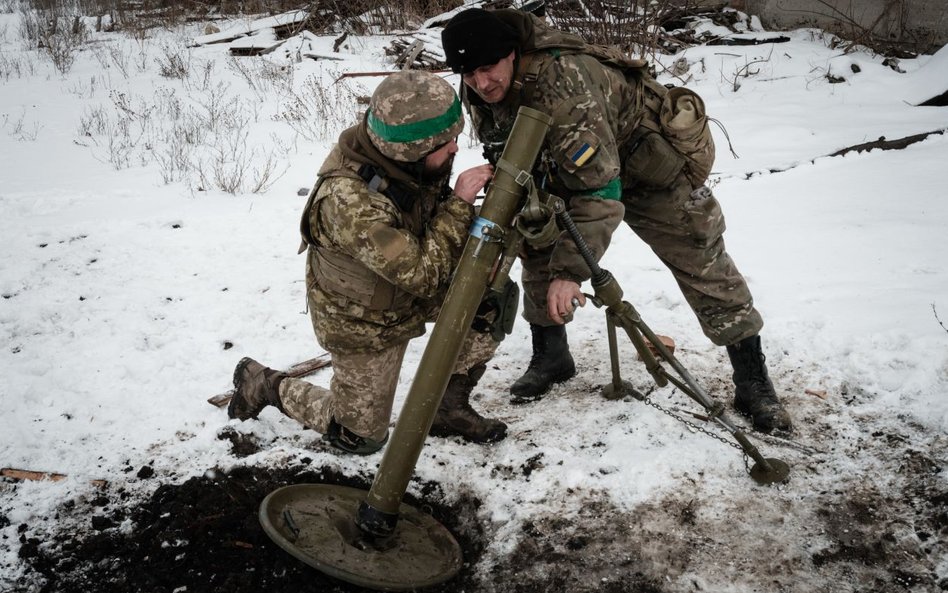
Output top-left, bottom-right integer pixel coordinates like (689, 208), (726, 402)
(462, 51), (516, 104)
(423, 138), (459, 177)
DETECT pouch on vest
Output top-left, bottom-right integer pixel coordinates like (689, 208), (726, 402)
(659, 87), (716, 188)
(311, 248), (413, 311)
(623, 128), (686, 190)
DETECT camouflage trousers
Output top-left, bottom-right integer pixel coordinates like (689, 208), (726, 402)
(522, 171), (762, 347)
(278, 325), (498, 442)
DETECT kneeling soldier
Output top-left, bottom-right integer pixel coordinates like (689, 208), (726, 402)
(229, 71), (507, 453)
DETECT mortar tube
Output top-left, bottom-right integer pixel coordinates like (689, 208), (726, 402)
(356, 107), (554, 537)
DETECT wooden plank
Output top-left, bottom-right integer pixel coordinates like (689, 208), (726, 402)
(397, 39), (424, 70)
(2, 467), (107, 488)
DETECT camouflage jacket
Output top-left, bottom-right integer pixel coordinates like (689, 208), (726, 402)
(300, 123), (474, 354)
(465, 10), (648, 283)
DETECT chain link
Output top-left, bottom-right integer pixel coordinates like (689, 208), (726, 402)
(643, 396), (751, 474)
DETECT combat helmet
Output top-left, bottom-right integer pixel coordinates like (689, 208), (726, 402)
(366, 70), (464, 162)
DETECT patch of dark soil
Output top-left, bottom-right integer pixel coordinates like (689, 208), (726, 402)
(494, 497), (675, 593)
(811, 453), (946, 591)
(217, 426), (265, 457)
(13, 465), (487, 593)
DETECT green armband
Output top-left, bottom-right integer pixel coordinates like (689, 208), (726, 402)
(589, 178), (622, 200)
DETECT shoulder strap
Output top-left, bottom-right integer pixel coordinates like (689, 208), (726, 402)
(515, 51), (547, 108)
(356, 163), (417, 212)
(517, 43), (650, 107)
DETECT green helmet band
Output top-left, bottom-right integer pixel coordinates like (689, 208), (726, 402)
(367, 97), (462, 144)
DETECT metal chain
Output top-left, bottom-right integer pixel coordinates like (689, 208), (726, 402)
(643, 395), (751, 474)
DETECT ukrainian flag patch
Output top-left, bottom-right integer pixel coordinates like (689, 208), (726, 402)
(569, 142), (596, 167)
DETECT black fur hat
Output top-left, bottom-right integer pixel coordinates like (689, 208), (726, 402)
(441, 8), (520, 74)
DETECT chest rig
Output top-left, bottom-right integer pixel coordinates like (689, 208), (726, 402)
(298, 158), (441, 311)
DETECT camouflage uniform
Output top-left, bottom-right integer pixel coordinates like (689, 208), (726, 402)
(465, 10), (762, 347)
(284, 122), (497, 442)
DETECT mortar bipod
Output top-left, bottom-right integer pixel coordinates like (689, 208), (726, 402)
(549, 197), (790, 486)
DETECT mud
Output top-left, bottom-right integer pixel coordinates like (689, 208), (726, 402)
(11, 463), (485, 593)
(7, 411), (948, 593)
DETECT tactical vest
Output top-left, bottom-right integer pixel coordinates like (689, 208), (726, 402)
(298, 150), (426, 311)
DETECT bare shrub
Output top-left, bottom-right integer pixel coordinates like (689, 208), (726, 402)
(192, 58), (215, 91)
(276, 70), (365, 142)
(192, 125), (286, 195)
(75, 73), (287, 194)
(155, 40), (190, 78)
(16, 4), (39, 46)
(91, 41), (131, 78)
(301, 0), (462, 34)
(798, 0), (938, 57)
(2, 108), (42, 140)
(18, 2), (90, 74)
(225, 55), (294, 101)
(0, 50), (37, 80)
(193, 81), (245, 133)
(1, 0), (20, 14)
(77, 104), (109, 137)
(65, 74), (100, 98)
(154, 132), (193, 185)
(122, 30), (150, 73)
(545, 0), (701, 58)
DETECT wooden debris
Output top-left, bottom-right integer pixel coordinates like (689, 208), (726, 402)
(335, 70), (451, 81)
(707, 35), (791, 46)
(333, 31), (349, 52)
(385, 35), (445, 70)
(805, 388), (828, 400)
(1, 467), (107, 488)
(396, 39), (425, 70)
(829, 129), (947, 157)
(228, 30), (282, 56)
(637, 335), (676, 360)
(191, 10), (308, 47)
(749, 128), (948, 178)
(301, 52), (347, 62)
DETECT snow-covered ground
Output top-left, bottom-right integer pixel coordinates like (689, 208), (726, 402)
(1, 5), (946, 592)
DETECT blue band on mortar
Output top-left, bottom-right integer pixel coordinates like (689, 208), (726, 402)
(469, 216), (496, 239)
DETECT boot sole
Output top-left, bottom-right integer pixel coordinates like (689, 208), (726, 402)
(232, 357), (253, 389)
(228, 357), (258, 420)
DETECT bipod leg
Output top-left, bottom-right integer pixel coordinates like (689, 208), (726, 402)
(601, 312), (644, 401)
(552, 197), (789, 485)
(613, 304), (789, 485)
(610, 303), (668, 388)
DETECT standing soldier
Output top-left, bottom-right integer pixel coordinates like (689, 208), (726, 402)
(441, 8), (792, 432)
(228, 71), (507, 453)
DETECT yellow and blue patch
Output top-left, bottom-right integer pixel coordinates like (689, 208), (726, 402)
(569, 142), (596, 167)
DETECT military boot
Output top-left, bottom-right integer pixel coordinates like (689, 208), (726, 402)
(510, 324), (576, 404)
(324, 418), (389, 455)
(726, 335), (793, 433)
(430, 364), (507, 443)
(228, 357), (287, 420)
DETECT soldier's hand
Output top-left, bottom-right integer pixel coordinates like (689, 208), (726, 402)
(454, 164), (494, 204)
(548, 279), (584, 325)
